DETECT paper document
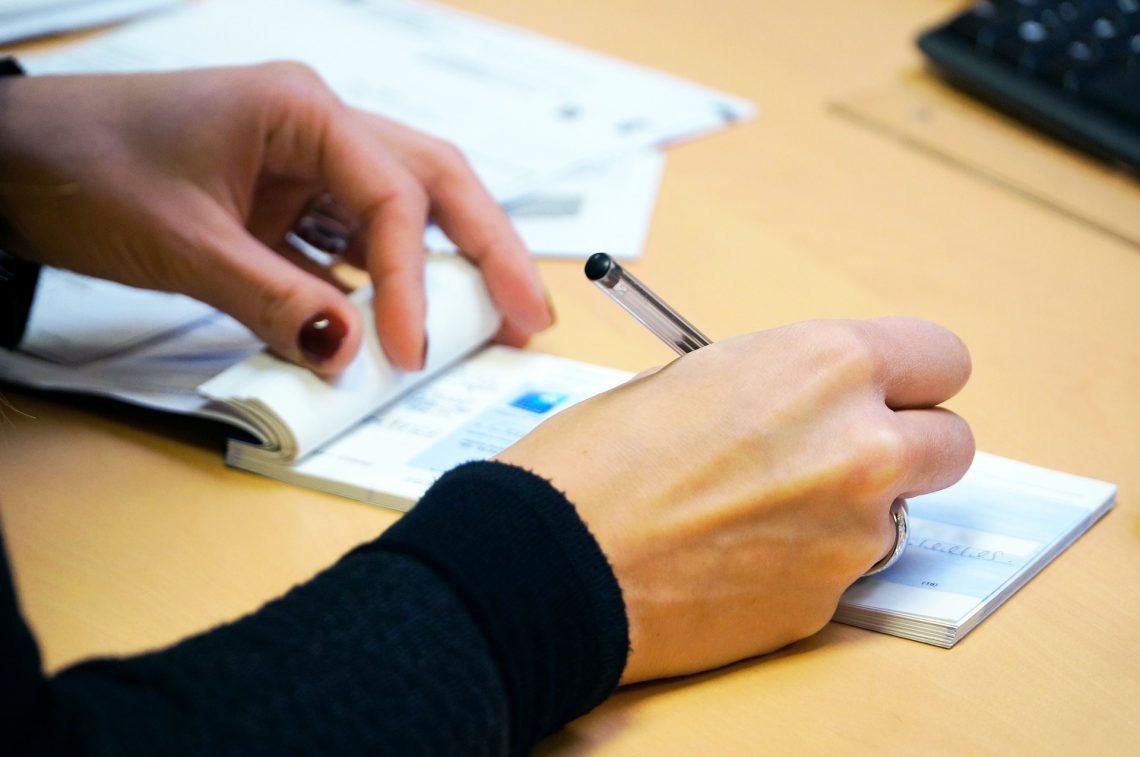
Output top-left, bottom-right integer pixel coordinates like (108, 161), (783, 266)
(2, 268), (259, 419)
(1, 262), (628, 511)
(22, 0), (752, 203)
(199, 257), (501, 461)
(426, 149), (666, 260)
(835, 452), (1116, 647)
(0, 0), (181, 44)
(228, 346), (630, 509)
(22, 269), (216, 366)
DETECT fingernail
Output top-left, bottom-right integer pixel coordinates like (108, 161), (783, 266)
(298, 311), (347, 365)
(545, 289), (557, 326)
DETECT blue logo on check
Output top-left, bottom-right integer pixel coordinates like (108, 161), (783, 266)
(509, 391), (568, 414)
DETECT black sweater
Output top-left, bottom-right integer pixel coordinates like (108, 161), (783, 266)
(1, 460), (630, 756)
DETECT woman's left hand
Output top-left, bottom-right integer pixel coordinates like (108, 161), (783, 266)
(0, 63), (552, 375)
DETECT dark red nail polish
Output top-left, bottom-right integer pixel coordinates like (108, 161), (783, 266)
(299, 311), (347, 365)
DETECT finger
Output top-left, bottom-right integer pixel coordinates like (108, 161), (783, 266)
(863, 316), (972, 409)
(275, 237), (354, 293)
(364, 177), (430, 371)
(316, 116), (432, 371)
(355, 112), (553, 340)
(492, 318), (532, 349)
(179, 204), (363, 377)
(424, 158), (552, 339)
(890, 406), (976, 498)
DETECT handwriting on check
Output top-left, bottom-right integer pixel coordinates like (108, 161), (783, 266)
(911, 538), (1017, 565)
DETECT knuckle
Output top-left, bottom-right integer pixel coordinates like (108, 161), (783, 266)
(427, 138), (469, 169)
(419, 137), (472, 186)
(257, 61), (338, 109)
(784, 320), (879, 387)
(263, 60), (323, 86)
(815, 321), (878, 379)
(360, 172), (430, 232)
(850, 421), (909, 491)
(388, 175), (431, 217)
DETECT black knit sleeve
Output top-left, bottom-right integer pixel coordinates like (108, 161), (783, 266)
(0, 57), (41, 351)
(378, 461), (630, 753)
(0, 253), (40, 350)
(2, 461), (629, 756)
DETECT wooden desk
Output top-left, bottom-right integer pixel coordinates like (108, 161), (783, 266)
(2, 1), (1138, 753)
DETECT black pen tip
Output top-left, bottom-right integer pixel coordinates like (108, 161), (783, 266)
(584, 252), (612, 281)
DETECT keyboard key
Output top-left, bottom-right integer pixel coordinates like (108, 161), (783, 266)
(996, 19), (1068, 67)
(1038, 39), (1110, 89)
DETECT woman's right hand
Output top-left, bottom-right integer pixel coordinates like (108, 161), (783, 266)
(496, 316), (974, 683)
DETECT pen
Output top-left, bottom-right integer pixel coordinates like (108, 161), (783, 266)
(584, 252), (711, 355)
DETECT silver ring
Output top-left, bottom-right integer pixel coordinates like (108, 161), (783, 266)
(862, 499), (909, 576)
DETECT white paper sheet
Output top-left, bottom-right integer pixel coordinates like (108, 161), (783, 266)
(227, 345), (631, 509)
(426, 149), (667, 259)
(0, 0), (181, 44)
(200, 255), (501, 459)
(22, 268), (216, 366)
(21, 0), (753, 203)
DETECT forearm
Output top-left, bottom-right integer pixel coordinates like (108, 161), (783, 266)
(9, 462), (628, 756)
(39, 552), (513, 756)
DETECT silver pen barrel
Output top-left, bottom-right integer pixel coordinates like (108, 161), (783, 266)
(585, 253), (711, 356)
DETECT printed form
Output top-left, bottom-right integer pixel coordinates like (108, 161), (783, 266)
(836, 452), (1116, 645)
(19, 0), (752, 259)
(23, 0), (752, 203)
(230, 346), (632, 509)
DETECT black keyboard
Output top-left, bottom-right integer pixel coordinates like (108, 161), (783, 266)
(917, 0), (1140, 174)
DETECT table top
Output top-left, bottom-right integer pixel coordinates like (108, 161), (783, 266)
(2, 1), (1138, 753)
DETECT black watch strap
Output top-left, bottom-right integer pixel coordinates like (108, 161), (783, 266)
(0, 55), (41, 351)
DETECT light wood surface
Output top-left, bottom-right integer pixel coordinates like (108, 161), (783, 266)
(2, 1), (1139, 753)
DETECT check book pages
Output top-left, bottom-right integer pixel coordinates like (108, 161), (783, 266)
(835, 453), (1115, 647)
(0, 256), (630, 510)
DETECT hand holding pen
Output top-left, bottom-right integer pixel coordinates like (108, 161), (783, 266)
(499, 254), (974, 681)
(585, 253), (910, 575)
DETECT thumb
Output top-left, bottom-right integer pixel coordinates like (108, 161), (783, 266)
(179, 214), (364, 377)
